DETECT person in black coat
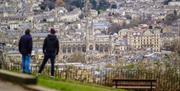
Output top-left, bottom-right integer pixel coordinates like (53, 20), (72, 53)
(38, 28), (59, 77)
(18, 29), (33, 74)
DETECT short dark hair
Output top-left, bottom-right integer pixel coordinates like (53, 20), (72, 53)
(25, 29), (30, 35)
(50, 28), (56, 34)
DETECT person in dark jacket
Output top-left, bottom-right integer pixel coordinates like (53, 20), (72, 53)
(38, 28), (59, 77)
(18, 29), (33, 74)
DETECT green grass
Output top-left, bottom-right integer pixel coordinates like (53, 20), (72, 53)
(38, 77), (125, 91)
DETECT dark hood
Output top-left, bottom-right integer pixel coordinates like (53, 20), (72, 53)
(47, 34), (57, 40)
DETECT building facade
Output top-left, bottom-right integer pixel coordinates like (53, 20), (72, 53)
(58, 20), (112, 61)
(128, 28), (161, 52)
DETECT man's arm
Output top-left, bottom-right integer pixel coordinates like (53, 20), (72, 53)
(56, 39), (59, 55)
(43, 38), (47, 54)
(18, 37), (22, 54)
(29, 37), (33, 54)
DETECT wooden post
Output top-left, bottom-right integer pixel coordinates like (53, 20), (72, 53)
(115, 80), (118, 88)
(151, 81), (153, 91)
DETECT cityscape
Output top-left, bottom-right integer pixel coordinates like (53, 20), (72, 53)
(0, 0), (180, 91)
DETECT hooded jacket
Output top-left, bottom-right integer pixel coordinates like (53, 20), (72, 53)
(43, 34), (59, 55)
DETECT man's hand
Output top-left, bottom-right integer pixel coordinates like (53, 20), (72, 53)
(28, 54), (31, 56)
(56, 53), (58, 56)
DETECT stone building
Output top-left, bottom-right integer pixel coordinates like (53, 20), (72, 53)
(58, 20), (112, 61)
(128, 28), (161, 52)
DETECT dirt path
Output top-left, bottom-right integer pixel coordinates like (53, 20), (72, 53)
(0, 80), (29, 91)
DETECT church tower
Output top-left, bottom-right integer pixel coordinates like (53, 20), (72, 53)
(84, 0), (95, 52)
(86, 20), (95, 51)
(84, 0), (90, 17)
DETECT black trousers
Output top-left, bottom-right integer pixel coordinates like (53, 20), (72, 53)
(38, 53), (56, 76)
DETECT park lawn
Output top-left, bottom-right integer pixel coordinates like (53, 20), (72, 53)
(38, 77), (125, 91)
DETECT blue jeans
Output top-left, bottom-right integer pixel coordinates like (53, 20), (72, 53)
(22, 55), (31, 74)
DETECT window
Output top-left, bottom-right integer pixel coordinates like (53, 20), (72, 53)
(78, 46), (81, 51)
(89, 45), (93, 50)
(100, 47), (103, 52)
(62, 47), (66, 53)
(96, 45), (99, 51)
(68, 47), (71, 53)
(105, 47), (109, 52)
(72, 47), (76, 52)
(82, 45), (86, 52)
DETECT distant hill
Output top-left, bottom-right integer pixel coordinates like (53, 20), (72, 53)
(64, 0), (110, 11)
(164, 0), (172, 5)
(39, 0), (64, 10)
(39, 0), (110, 11)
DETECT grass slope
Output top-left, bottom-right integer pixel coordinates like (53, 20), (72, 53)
(38, 77), (125, 91)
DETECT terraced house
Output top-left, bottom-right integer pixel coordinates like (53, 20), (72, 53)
(118, 26), (161, 52)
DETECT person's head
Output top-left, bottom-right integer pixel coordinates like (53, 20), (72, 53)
(50, 28), (56, 34)
(25, 29), (31, 35)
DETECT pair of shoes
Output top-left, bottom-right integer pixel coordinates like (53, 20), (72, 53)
(27, 72), (32, 75)
(50, 76), (55, 79)
(36, 73), (41, 77)
(22, 71), (31, 75)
